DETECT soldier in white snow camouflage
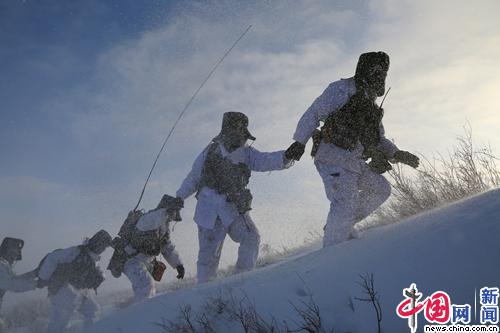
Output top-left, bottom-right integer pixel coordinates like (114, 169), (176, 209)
(108, 194), (185, 304)
(37, 230), (112, 333)
(286, 52), (419, 247)
(0, 237), (37, 332)
(176, 111), (292, 283)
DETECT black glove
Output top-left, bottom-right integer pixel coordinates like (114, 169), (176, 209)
(394, 150), (419, 168)
(368, 158), (392, 174)
(285, 141), (306, 161)
(176, 265), (185, 279)
(172, 197), (184, 210)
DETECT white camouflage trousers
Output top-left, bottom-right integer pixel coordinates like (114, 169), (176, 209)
(123, 256), (156, 304)
(315, 161), (391, 247)
(47, 285), (99, 333)
(197, 214), (260, 284)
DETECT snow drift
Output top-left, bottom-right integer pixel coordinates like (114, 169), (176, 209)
(87, 189), (500, 333)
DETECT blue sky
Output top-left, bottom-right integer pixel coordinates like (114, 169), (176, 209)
(1, 1), (171, 181)
(1, 0), (500, 290)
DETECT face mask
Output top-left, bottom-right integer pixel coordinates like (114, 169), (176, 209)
(222, 130), (247, 151)
(365, 65), (387, 97)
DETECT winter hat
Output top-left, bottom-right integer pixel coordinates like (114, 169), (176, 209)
(354, 51), (390, 92)
(219, 112), (256, 141)
(355, 52), (390, 78)
(0, 237), (24, 260)
(86, 230), (112, 254)
(0, 237), (24, 257)
(157, 194), (183, 222)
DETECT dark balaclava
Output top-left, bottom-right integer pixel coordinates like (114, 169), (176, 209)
(0, 237), (24, 264)
(354, 51), (390, 97)
(215, 112), (256, 152)
(86, 230), (112, 255)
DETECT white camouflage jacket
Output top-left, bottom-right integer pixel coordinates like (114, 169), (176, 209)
(38, 246), (100, 282)
(293, 77), (399, 172)
(176, 142), (290, 229)
(125, 208), (182, 268)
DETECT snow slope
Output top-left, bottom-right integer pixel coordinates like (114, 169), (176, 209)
(87, 189), (500, 333)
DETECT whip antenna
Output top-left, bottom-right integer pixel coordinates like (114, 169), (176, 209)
(133, 25), (252, 211)
(379, 87), (391, 108)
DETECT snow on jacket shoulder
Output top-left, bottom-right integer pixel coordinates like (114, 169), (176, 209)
(0, 258), (36, 293)
(135, 208), (169, 232)
(38, 246), (80, 281)
(292, 77), (399, 158)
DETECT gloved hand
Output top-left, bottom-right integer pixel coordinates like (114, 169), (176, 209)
(176, 265), (185, 279)
(285, 141), (306, 161)
(172, 197), (184, 210)
(394, 150), (419, 168)
(368, 157), (392, 174)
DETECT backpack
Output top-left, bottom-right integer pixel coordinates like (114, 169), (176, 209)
(118, 210), (165, 256)
(108, 210), (166, 278)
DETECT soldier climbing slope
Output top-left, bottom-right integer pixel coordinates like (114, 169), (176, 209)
(108, 194), (185, 304)
(176, 111), (293, 283)
(37, 230), (112, 333)
(286, 51), (420, 247)
(0, 237), (38, 332)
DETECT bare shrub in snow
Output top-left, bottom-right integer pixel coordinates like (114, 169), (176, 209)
(361, 125), (500, 229)
(157, 304), (198, 333)
(288, 297), (332, 333)
(159, 289), (334, 333)
(355, 273), (382, 333)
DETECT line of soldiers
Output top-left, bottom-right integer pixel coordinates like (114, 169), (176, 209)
(1, 51), (420, 332)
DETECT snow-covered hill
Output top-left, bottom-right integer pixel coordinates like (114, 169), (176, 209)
(87, 189), (500, 333)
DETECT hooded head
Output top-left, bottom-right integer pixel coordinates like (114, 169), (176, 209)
(215, 112), (256, 151)
(156, 194), (183, 222)
(0, 237), (24, 264)
(86, 230), (112, 255)
(354, 51), (390, 97)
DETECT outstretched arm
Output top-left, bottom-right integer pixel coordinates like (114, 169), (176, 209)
(176, 146), (209, 200)
(247, 146), (292, 172)
(378, 123), (419, 168)
(0, 265), (36, 292)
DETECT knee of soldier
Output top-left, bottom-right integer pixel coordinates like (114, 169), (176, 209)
(378, 178), (392, 201)
(197, 248), (218, 266)
(80, 298), (100, 318)
(246, 228), (260, 248)
(138, 273), (155, 291)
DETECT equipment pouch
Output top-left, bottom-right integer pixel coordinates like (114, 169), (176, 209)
(152, 259), (167, 282)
